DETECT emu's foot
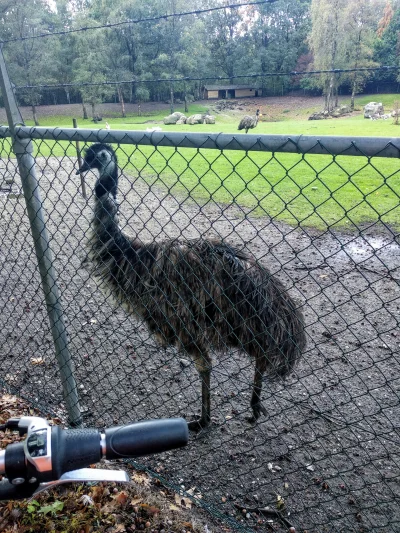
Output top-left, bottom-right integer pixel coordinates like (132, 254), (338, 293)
(247, 402), (267, 424)
(188, 415), (210, 432)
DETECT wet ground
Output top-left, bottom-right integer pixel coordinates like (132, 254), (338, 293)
(0, 151), (399, 533)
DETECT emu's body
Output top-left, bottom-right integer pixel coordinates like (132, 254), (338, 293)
(77, 143), (306, 429)
(238, 109), (261, 134)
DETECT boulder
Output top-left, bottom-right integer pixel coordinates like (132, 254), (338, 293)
(331, 105), (351, 118)
(163, 112), (186, 125)
(331, 105), (352, 117)
(364, 102), (384, 119)
(176, 118), (186, 125)
(204, 115), (216, 124)
(308, 111), (330, 120)
(186, 113), (204, 125)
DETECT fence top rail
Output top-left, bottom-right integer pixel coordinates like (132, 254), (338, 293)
(0, 125), (400, 158)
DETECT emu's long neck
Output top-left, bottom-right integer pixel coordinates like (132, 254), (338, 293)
(93, 164), (121, 246)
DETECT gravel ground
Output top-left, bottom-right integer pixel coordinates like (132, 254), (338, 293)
(0, 147), (399, 533)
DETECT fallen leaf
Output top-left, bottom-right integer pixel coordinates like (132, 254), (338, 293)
(91, 485), (106, 502)
(112, 525), (126, 533)
(30, 357), (45, 365)
(169, 504), (181, 511)
(276, 494), (285, 511)
(100, 502), (115, 514)
(175, 493), (192, 509)
(131, 472), (151, 487)
(114, 490), (129, 506)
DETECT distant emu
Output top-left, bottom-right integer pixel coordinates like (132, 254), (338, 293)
(77, 143), (306, 430)
(238, 108), (261, 133)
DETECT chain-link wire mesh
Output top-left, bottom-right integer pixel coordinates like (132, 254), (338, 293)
(0, 127), (399, 532)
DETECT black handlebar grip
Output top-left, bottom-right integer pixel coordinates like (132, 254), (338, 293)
(104, 418), (188, 459)
(4, 442), (26, 483)
(51, 426), (101, 479)
(0, 478), (39, 501)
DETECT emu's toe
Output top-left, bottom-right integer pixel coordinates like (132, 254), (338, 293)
(247, 402), (267, 424)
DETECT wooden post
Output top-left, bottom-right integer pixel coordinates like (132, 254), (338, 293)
(73, 118), (87, 199)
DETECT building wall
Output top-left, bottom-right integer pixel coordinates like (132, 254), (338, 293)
(206, 90), (219, 99)
(235, 89), (256, 98)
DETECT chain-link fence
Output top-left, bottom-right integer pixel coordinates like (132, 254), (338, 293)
(0, 125), (399, 532)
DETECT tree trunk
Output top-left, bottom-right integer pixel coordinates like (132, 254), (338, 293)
(324, 76), (334, 113)
(65, 89), (71, 104)
(184, 82), (188, 113)
(82, 103), (88, 120)
(117, 86), (126, 118)
(91, 102), (96, 119)
(32, 104), (39, 126)
(170, 84), (174, 114)
(350, 86), (355, 110)
(334, 78), (339, 108)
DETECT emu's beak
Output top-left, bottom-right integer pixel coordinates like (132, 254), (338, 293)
(76, 161), (90, 175)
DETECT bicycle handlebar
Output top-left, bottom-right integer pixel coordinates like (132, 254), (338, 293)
(0, 416), (188, 501)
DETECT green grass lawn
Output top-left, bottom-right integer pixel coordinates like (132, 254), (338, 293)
(16, 97), (400, 231)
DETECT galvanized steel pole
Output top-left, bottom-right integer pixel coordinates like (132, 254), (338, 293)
(0, 46), (82, 427)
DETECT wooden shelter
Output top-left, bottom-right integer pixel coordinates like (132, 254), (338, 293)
(202, 85), (261, 99)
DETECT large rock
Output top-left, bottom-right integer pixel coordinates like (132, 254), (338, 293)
(331, 105), (351, 117)
(186, 113), (204, 125)
(163, 112), (186, 125)
(364, 102), (384, 119)
(308, 111), (330, 120)
(204, 115), (216, 124)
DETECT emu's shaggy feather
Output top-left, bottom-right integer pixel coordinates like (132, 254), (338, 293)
(77, 143), (306, 429)
(238, 109), (261, 134)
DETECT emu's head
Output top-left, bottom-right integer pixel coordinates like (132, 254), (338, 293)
(255, 109), (261, 117)
(76, 143), (118, 198)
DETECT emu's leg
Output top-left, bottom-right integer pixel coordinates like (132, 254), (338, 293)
(188, 350), (212, 431)
(248, 358), (267, 423)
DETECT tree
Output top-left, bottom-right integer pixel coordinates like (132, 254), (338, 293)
(250, 0), (311, 96)
(73, 21), (114, 118)
(342, 0), (383, 109)
(0, 0), (57, 125)
(374, 7), (400, 84)
(207, 6), (243, 81)
(377, 0), (394, 38)
(308, 0), (347, 112)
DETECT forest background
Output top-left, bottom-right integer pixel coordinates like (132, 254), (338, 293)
(0, 0), (400, 124)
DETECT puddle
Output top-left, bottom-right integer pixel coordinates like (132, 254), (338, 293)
(335, 235), (400, 271)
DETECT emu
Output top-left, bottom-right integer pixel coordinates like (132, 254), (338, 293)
(238, 109), (261, 134)
(77, 143), (306, 430)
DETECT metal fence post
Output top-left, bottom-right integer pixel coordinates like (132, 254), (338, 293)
(0, 46), (82, 427)
(73, 118), (87, 199)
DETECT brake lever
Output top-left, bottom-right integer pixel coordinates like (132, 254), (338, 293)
(32, 468), (131, 496)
